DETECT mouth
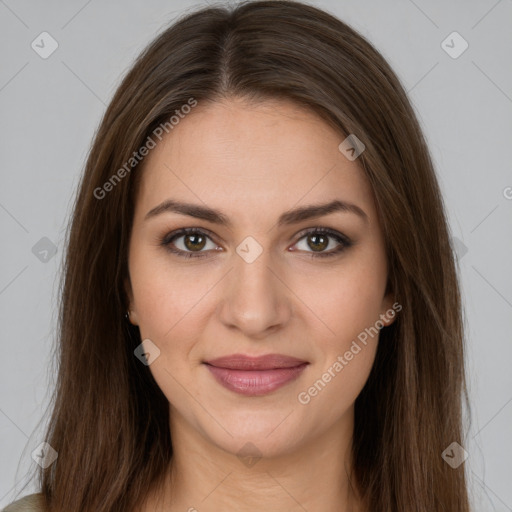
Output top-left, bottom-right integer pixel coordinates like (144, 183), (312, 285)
(203, 354), (309, 396)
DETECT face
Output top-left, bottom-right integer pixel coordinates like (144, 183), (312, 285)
(126, 97), (396, 458)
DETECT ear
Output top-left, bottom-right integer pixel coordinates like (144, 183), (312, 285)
(124, 276), (139, 326)
(379, 281), (400, 327)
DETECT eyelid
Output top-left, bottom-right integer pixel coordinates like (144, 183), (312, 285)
(160, 226), (218, 244)
(293, 226), (349, 244)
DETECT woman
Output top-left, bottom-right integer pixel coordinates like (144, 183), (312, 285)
(4, 0), (471, 510)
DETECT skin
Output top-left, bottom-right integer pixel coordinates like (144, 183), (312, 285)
(126, 97), (396, 512)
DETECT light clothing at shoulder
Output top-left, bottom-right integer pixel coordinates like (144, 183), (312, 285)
(1, 493), (45, 512)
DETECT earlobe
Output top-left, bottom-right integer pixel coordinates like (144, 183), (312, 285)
(126, 309), (139, 326)
(124, 277), (139, 326)
(380, 293), (400, 327)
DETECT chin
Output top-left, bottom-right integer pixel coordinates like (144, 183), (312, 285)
(199, 410), (308, 460)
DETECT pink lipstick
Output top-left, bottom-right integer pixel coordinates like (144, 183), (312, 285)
(203, 354), (308, 396)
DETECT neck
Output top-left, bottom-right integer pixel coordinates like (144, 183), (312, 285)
(146, 406), (363, 512)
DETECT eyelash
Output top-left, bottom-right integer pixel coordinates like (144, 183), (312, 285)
(160, 227), (352, 259)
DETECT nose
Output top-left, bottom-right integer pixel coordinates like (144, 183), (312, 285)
(216, 247), (292, 339)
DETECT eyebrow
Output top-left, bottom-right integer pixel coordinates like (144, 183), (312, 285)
(144, 198), (368, 227)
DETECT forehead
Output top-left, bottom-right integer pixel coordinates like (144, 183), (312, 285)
(135, 97), (377, 225)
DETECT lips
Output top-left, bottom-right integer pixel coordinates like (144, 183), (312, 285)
(203, 354), (309, 396)
(205, 354), (308, 370)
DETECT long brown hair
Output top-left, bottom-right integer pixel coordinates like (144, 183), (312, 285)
(28, 1), (471, 510)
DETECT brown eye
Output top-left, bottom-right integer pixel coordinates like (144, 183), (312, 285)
(293, 228), (352, 258)
(161, 228), (218, 258)
(161, 227), (352, 260)
(183, 233), (207, 251)
(306, 233), (329, 252)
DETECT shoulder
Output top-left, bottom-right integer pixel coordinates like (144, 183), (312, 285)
(1, 493), (45, 512)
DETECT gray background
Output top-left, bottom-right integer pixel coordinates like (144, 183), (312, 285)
(1, 0), (511, 509)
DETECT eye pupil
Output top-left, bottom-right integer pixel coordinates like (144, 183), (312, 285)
(184, 234), (206, 251)
(308, 234), (328, 252)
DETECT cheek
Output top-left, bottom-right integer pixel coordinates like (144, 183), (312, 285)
(294, 272), (383, 418)
(292, 257), (387, 347)
(128, 256), (210, 408)
(296, 340), (377, 433)
(291, 254), (385, 408)
(129, 243), (214, 341)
